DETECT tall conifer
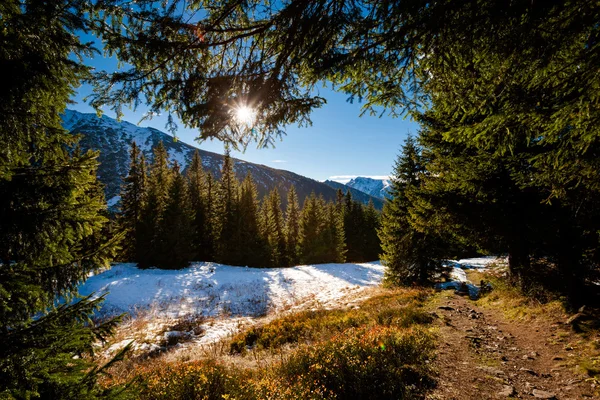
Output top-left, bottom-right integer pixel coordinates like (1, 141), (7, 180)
(285, 185), (301, 267)
(204, 173), (218, 260)
(300, 194), (325, 264)
(380, 136), (442, 285)
(0, 3), (122, 396)
(215, 150), (239, 265)
(157, 161), (194, 269)
(264, 189), (287, 267)
(237, 174), (267, 267)
(138, 142), (172, 267)
(187, 151), (213, 261)
(119, 142), (147, 261)
(343, 191), (365, 262)
(363, 200), (382, 261)
(322, 202), (347, 263)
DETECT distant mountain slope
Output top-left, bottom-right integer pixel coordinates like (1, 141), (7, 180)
(345, 177), (392, 200)
(322, 180), (384, 210)
(62, 110), (382, 210)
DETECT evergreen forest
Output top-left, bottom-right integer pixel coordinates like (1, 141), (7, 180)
(119, 143), (381, 269)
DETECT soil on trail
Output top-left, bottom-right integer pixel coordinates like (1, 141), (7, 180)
(427, 293), (599, 400)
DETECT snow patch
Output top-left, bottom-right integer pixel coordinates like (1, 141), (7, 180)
(106, 196), (121, 208)
(79, 261), (385, 345)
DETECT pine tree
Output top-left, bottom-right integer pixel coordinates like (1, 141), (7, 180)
(156, 160), (194, 269)
(187, 150), (212, 261)
(204, 172), (218, 261)
(257, 195), (270, 261)
(237, 173), (268, 267)
(335, 188), (345, 210)
(299, 194), (323, 265)
(138, 142), (172, 268)
(412, 114), (559, 287)
(379, 136), (442, 286)
(322, 202), (347, 263)
(342, 191), (365, 262)
(119, 142), (147, 261)
(299, 193), (341, 264)
(363, 200), (382, 261)
(264, 189), (287, 267)
(215, 149), (240, 265)
(284, 185), (301, 267)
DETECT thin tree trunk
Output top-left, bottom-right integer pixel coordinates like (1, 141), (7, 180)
(508, 241), (530, 284)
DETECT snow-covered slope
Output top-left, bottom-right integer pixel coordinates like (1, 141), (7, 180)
(79, 257), (501, 349)
(80, 261), (385, 346)
(80, 261), (385, 318)
(322, 180), (384, 210)
(345, 177), (392, 200)
(62, 110), (383, 209)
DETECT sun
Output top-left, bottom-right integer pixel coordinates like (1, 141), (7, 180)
(233, 105), (256, 127)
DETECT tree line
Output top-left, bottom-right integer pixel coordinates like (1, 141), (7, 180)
(119, 142), (381, 269)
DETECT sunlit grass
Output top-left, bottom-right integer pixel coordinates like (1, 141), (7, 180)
(102, 288), (438, 399)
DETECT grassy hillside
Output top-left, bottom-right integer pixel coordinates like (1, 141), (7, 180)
(101, 288), (437, 399)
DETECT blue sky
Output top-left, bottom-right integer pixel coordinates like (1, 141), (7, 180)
(71, 38), (417, 183)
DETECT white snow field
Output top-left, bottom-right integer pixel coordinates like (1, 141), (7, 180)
(80, 258), (502, 350)
(81, 261), (386, 318)
(80, 261), (386, 348)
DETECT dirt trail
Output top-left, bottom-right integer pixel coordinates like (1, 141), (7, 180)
(427, 293), (599, 400)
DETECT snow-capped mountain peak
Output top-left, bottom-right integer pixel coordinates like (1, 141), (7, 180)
(345, 177), (392, 200)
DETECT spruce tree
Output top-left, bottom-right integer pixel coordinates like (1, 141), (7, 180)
(119, 142), (147, 261)
(343, 191), (365, 262)
(138, 142), (172, 268)
(380, 136), (442, 286)
(299, 194), (323, 265)
(237, 173), (268, 267)
(204, 172), (218, 261)
(187, 151), (212, 261)
(335, 188), (345, 210)
(284, 185), (301, 267)
(215, 150), (240, 265)
(0, 2), (122, 397)
(157, 160), (194, 269)
(363, 200), (382, 262)
(322, 202), (347, 263)
(257, 195), (270, 261)
(264, 189), (287, 268)
(299, 194), (341, 264)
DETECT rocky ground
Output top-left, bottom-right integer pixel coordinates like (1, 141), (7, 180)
(428, 293), (599, 399)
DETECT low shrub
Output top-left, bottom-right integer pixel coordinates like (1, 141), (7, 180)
(229, 309), (368, 354)
(229, 289), (432, 354)
(130, 289), (437, 400)
(271, 325), (436, 400)
(134, 360), (248, 400)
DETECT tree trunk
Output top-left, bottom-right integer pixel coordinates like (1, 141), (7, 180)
(508, 242), (530, 284)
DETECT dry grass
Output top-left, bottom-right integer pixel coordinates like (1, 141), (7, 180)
(98, 287), (438, 399)
(466, 268), (567, 322)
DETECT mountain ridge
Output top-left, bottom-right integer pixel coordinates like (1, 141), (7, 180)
(345, 177), (392, 200)
(62, 109), (384, 210)
(323, 180), (384, 209)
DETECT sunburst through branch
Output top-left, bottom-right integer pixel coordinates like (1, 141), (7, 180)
(233, 105), (256, 127)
